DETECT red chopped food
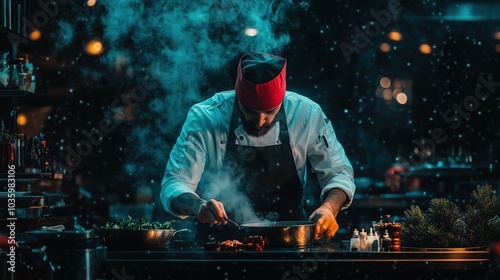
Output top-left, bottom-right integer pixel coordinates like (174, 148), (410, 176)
(220, 240), (245, 251)
(244, 235), (265, 249)
(254, 243), (263, 251)
(244, 235), (266, 251)
(203, 236), (265, 251)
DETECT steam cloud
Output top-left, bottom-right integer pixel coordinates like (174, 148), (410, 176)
(98, 0), (300, 162)
(50, 0), (309, 216)
(200, 171), (263, 223)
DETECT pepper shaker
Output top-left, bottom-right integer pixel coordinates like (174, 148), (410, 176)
(381, 230), (392, 252)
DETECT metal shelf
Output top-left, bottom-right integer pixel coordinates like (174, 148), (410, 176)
(0, 89), (33, 97)
(0, 173), (63, 180)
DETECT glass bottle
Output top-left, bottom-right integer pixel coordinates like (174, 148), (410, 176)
(350, 229), (360, 251)
(382, 230), (392, 252)
(359, 228), (367, 251)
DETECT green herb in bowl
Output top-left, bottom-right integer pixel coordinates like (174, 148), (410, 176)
(102, 216), (174, 230)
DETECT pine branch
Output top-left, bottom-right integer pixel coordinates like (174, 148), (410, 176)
(402, 184), (500, 248)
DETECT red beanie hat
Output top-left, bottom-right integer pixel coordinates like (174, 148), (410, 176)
(235, 52), (287, 111)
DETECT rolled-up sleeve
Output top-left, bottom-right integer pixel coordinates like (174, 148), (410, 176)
(160, 92), (232, 219)
(306, 105), (356, 209)
(160, 109), (208, 218)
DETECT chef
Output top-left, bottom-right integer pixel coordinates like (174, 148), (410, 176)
(160, 52), (356, 240)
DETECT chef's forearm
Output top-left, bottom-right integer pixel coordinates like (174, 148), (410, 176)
(321, 188), (347, 217)
(171, 193), (206, 216)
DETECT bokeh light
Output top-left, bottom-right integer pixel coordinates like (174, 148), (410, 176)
(30, 30), (41, 41)
(244, 28), (259, 36)
(388, 31), (402, 41)
(85, 40), (104, 55)
(396, 93), (408, 104)
(379, 43), (391, 52)
(392, 88), (401, 98)
(17, 114), (27, 126)
(393, 78), (403, 88)
(382, 89), (392, 100)
(380, 77), (391, 88)
(419, 44), (432, 54)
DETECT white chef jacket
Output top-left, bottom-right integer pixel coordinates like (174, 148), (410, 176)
(160, 90), (356, 218)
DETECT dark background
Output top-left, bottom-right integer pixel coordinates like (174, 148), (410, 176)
(1, 0), (499, 230)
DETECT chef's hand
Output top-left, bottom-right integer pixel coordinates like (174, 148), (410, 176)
(197, 199), (228, 225)
(309, 206), (339, 240)
(308, 188), (347, 240)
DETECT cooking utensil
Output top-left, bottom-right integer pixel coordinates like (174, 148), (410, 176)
(225, 218), (241, 229)
(240, 221), (315, 247)
(100, 228), (188, 250)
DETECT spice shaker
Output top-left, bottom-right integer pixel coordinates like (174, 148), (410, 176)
(389, 221), (402, 251)
(381, 230), (392, 252)
(359, 228), (367, 251)
(366, 228), (379, 252)
(350, 229), (360, 251)
(375, 214), (402, 251)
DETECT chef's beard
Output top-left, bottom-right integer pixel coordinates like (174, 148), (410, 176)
(240, 115), (278, 137)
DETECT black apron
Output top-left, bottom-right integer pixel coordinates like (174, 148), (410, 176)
(194, 97), (307, 242)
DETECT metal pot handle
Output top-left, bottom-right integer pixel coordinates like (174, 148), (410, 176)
(173, 229), (188, 236)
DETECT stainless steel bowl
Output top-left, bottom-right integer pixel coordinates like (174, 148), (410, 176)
(100, 228), (187, 250)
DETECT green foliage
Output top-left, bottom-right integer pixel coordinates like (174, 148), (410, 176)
(102, 216), (174, 230)
(402, 185), (500, 248)
(462, 185), (500, 246)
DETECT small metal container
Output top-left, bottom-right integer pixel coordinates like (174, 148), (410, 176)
(99, 228), (188, 250)
(20, 229), (105, 280)
(6, 58), (23, 89)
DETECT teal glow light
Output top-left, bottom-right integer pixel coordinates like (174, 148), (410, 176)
(443, 3), (500, 21)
